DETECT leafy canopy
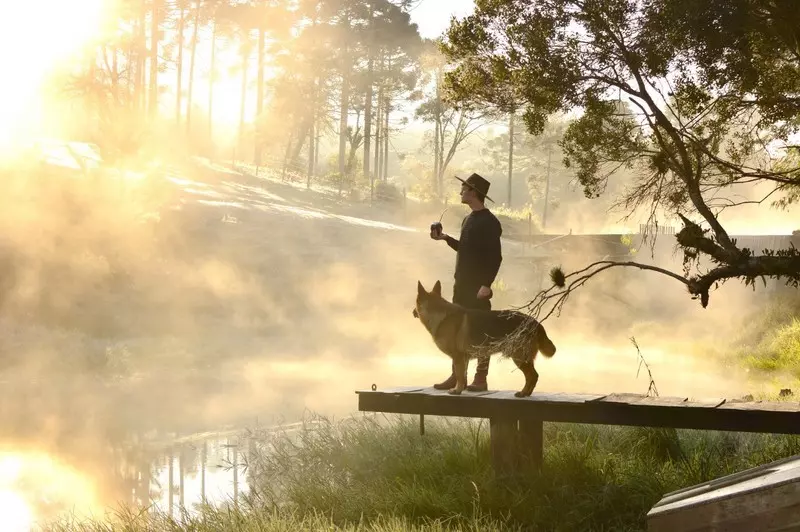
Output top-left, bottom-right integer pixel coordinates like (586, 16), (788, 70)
(441, 0), (800, 308)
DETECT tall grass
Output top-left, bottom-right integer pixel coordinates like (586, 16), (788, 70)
(49, 413), (800, 532)
(48, 507), (513, 532)
(722, 292), (800, 382)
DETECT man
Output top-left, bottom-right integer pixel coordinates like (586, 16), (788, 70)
(430, 173), (503, 392)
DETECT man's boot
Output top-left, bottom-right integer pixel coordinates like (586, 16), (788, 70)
(433, 363), (457, 390)
(466, 356), (490, 391)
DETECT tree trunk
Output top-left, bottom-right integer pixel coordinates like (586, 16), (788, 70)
(364, 4), (375, 198)
(314, 128), (320, 172)
(433, 108), (440, 196)
(138, 0), (146, 110)
(338, 11), (351, 180)
(185, 0), (202, 135)
(282, 132), (294, 180)
(435, 65), (444, 195)
(175, 4), (185, 125)
(290, 121), (311, 163)
(111, 46), (119, 101)
(364, 58), (374, 195)
(254, 9), (266, 165)
(542, 146), (552, 230)
(438, 120), (445, 193)
(307, 104), (315, 189)
(149, 0), (160, 117)
(238, 41), (249, 154)
(382, 96), (389, 180)
(507, 111), (514, 206)
(338, 70), (350, 179)
(208, 19), (217, 143)
(127, 16), (137, 106)
(375, 82), (383, 181)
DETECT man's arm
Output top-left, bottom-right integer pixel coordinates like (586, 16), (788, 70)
(444, 235), (459, 251)
(436, 217), (465, 251)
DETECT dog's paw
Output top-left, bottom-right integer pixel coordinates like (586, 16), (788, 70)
(448, 388), (463, 395)
(515, 390), (531, 398)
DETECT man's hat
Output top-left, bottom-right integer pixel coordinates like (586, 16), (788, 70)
(455, 173), (494, 203)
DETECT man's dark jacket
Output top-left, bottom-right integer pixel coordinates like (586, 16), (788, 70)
(444, 209), (503, 299)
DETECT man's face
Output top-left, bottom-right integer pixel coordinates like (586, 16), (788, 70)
(460, 183), (473, 204)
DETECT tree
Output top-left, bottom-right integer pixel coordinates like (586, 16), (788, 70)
(260, 0), (339, 182)
(415, 98), (489, 199)
(415, 41), (492, 198)
(442, 0), (800, 313)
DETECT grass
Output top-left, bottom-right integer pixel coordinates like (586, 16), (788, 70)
(719, 292), (800, 383)
(48, 507), (512, 532)
(47, 413), (800, 532)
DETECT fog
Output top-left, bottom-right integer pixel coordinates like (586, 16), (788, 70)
(0, 0), (796, 526)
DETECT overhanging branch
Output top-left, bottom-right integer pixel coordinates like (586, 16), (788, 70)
(522, 260), (689, 324)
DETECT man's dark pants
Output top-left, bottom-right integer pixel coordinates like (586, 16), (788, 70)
(434, 283), (491, 389)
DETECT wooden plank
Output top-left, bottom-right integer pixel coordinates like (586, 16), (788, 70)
(410, 387), (458, 396)
(356, 389), (800, 435)
(632, 396), (689, 406)
(482, 391), (521, 401)
(718, 401), (800, 412)
(483, 391), (605, 403)
(681, 398), (727, 408)
(524, 392), (608, 403)
(467, 390), (499, 397)
(540, 392), (609, 403)
(594, 393), (651, 404)
(358, 386), (425, 394)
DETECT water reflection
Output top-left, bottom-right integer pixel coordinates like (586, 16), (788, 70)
(108, 421), (316, 524)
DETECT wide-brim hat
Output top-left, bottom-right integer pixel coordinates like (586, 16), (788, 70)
(455, 173), (494, 203)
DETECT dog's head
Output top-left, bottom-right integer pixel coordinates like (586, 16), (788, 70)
(412, 280), (442, 319)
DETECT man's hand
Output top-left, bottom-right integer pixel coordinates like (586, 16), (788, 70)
(477, 285), (492, 299)
(430, 231), (448, 241)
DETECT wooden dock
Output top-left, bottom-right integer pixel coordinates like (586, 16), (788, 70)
(356, 387), (800, 474)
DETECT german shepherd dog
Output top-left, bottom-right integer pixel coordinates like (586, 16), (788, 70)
(413, 280), (556, 397)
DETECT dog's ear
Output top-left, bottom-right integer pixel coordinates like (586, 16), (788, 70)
(417, 281), (426, 297)
(432, 280), (442, 296)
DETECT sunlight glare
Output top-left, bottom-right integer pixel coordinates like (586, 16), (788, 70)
(0, 450), (104, 528)
(0, 489), (34, 532)
(0, 0), (105, 150)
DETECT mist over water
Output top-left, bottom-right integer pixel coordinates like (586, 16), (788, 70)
(0, 0), (797, 527)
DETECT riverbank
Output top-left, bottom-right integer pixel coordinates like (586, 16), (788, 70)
(47, 412), (800, 531)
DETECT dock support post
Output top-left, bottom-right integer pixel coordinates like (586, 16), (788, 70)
(490, 416), (519, 476)
(419, 414), (425, 436)
(490, 416), (544, 476)
(519, 417), (544, 471)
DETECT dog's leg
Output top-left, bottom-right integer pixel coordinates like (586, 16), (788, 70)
(449, 355), (467, 395)
(512, 351), (539, 397)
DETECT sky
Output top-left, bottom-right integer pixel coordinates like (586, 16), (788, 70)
(408, 0), (475, 39)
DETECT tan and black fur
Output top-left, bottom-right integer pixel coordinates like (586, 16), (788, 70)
(413, 280), (556, 397)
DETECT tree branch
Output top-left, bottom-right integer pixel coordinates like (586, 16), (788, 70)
(521, 260), (689, 324)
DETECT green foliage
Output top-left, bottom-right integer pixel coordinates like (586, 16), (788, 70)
(742, 318), (800, 376)
(644, 0), (800, 128)
(374, 180), (404, 203)
(620, 234), (637, 255)
(722, 293), (800, 380)
(440, 0), (800, 305)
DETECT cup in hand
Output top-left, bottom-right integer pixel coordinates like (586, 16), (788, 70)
(430, 222), (443, 238)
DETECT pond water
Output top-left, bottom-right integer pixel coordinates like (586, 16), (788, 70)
(0, 421), (323, 531)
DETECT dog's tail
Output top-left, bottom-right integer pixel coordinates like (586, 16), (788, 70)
(537, 326), (556, 358)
